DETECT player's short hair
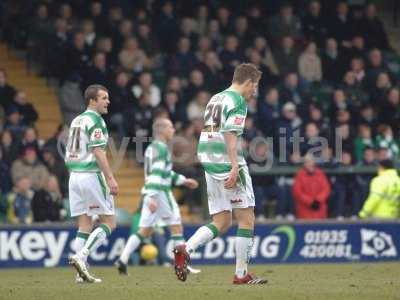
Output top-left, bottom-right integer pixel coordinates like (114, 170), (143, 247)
(232, 63), (262, 84)
(84, 84), (108, 105)
(152, 118), (172, 137)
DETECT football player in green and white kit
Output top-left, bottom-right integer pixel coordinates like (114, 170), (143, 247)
(66, 84), (118, 283)
(173, 63), (267, 284)
(115, 118), (200, 275)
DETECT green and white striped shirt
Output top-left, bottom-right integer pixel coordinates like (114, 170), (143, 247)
(141, 140), (186, 196)
(65, 109), (108, 172)
(197, 89), (247, 179)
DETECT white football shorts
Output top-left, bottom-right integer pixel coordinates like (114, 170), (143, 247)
(69, 172), (115, 217)
(139, 191), (181, 228)
(205, 164), (255, 215)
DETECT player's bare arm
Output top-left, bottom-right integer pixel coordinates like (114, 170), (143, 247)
(223, 131), (239, 189)
(93, 147), (119, 195)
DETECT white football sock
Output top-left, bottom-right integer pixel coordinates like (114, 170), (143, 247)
(235, 229), (254, 278)
(186, 224), (218, 253)
(79, 224), (111, 259)
(74, 231), (90, 261)
(119, 233), (142, 264)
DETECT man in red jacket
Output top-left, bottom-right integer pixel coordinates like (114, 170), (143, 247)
(292, 155), (331, 219)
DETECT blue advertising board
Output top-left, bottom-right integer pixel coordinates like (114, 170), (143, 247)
(0, 222), (399, 268)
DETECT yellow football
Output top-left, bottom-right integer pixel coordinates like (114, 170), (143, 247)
(140, 243), (158, 261)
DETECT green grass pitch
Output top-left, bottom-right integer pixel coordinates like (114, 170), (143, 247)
(0, 263), (399, 300)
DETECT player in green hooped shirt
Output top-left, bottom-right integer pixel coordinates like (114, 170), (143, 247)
(115, 118), (200, 275)
(173, 63), (268, 284)
(66, 84), (119, 283)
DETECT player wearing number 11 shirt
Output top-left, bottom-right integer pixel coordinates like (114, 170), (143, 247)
(65, 84), (119, 283)
(173, 63), (268, 284)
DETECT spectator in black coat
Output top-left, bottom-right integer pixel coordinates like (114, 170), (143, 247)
(267, 3), (302, 45)
(4, 107), (26, 139)
(83, 52), (112, 89)
(302, 0), (328, 47)
(369, 72), (392, 107)
(333, 123), (354, 154)
(326, 1), (352, 46)
(330, 151), (359, 218)
(307, 103), (330, 139)
(247, 48), (278, 90)
(321, 38), (347, 82)
(0, 69), (16, 110)
(42, 148), (69, 198)
(279, 72), (308, 119)
(108, 71), (133, 139)
(162, 91), (186, 129)
(0, 129), (20, 166)
(183, 69), (206, 105)
(355, 147), (377, 211)
(155, 1), (180, 54)
(346, 36), (368, 61)
(64, 31), (90, 82)
(364, 48), (392, 94)
(0, 148), (12, 194)
(273, 36), (299, 76)
(167, 37), (198, 77)
(31, 175), (63, 222)
(247, 5), (264, 37)
(87, 1), (107, 35)
(137, 22), (160, 57)
(45, 18), (69, 79)
(197, 51), (223, 93)
(129, 92), (153, 153)
(216, 6), (234, 36)
(357, 104), (379, 135)
(234, 16), (253, 50)
(359, 4), (390, 50)
(248, 142), (292, 220)
(9, 91), (38, 125)
(257, 87), (280, 137)
(219, 35), (245, 83)
(330, 89), (354, 123)
(379, 87), (400, 134)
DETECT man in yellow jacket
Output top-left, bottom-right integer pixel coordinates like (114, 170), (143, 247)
(359, 160), (400, 219)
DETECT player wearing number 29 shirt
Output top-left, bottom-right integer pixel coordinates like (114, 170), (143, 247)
(65, 84), (119, 283)
(173, 63), (268, 284)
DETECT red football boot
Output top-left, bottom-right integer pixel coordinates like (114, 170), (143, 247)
(233, 273), (268, 285)
(173, 244), (190, 282)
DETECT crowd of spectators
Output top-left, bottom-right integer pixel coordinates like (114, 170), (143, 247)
(0, 69), (68, 223)
(1, 0), (399, 222)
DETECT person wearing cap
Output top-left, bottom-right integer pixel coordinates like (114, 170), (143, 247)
(359, 159), (400, 219)
(275, 101), (302, 161)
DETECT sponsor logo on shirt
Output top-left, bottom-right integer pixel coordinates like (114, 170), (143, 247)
(94, 129), (102, 139)
(234, 117), (244, 125)
(89, 205), (100, 209)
